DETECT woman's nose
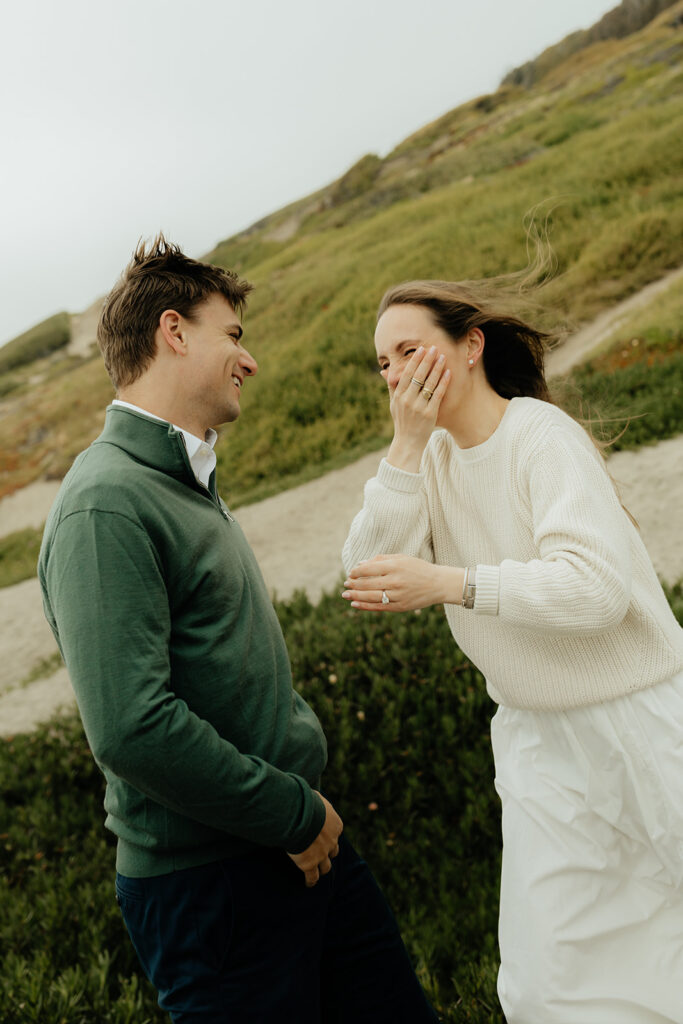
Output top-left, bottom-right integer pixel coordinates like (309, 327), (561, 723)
(386, 366), (401, 390)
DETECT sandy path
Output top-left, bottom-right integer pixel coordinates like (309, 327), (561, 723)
(545, 265), (683, 376)
(0, 480), (62, 536)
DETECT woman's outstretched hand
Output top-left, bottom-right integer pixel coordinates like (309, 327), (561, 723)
(386, 347), (451, 473)
(342, 554), (464, 612)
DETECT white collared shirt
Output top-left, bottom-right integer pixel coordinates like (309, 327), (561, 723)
(112, 400), (218, 489)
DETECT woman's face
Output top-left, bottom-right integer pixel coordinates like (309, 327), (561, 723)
(375, 303), (475, 424)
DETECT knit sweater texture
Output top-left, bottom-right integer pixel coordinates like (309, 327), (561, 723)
(39, 406), (327, 876)
(343, 397), (683, 710)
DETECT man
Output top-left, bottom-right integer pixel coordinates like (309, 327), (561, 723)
(38, 236), (438, 1023)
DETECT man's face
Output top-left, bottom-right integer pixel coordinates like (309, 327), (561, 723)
(181, 293), (258, 428)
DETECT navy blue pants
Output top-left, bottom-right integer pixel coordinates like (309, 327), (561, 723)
(115, 834), (439, 1023)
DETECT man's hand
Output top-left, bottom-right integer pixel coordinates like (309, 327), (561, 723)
(287, 793), (343, 887)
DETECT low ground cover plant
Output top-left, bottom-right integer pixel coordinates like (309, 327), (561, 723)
(2, 583), (681, 1022)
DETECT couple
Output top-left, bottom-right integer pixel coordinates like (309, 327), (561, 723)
(39, 237), (683, 1023)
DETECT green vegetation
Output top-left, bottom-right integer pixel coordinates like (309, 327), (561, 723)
(1, 6), (682, 503)
(0, 313), (70, 376)
(502, 0), (679, 87)
(18, 651), (63, 689)
(0, 527), (43, 589)
(2, 582), (681, 1022)
(1, 283), (681, 589)
(559, 351), (683, 452)
(557, 276), (683, 450)
(581, 274), (683, 361)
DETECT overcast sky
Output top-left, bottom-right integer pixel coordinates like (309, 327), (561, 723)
(0, 0), (619, 347)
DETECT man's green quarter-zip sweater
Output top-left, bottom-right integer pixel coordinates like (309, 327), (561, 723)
(38, 406), (328, 877)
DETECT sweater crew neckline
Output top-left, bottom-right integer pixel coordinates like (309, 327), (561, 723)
(446, 397), (521, 463)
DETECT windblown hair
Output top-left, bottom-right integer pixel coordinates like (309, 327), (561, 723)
(377, 279), (557, 403)
(97, 233), (253, 390)
(378, 267), (638, 524)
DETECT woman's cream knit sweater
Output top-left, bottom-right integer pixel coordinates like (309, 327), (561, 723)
(342, 397), (683, 710)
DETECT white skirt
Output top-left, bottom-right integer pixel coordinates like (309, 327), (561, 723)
(491, 671), (683, 1024)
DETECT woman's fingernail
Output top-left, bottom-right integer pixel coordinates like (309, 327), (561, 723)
(438, 354), (445, 362)
(429, 345), (437, 355)
(342, 591), (351, 598)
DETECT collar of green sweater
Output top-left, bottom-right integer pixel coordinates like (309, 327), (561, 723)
(96, 404), (205, 489)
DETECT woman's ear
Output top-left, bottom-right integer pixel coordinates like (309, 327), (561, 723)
(466, 327), (485, 368)
(158, 309), (186, 356)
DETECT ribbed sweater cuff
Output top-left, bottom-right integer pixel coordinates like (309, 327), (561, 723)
(376, 458), (423, 494)
(474, 564), (500, 616)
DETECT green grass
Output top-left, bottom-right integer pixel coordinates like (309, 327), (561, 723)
(0, 527), (43, 589)
(581, 273), (683, 361)
(560, 352), (683, 451)
(556, 276), (683, 450)
(0, 324), (680, 590)
(1, 9), (682, 503)
(18, 651), (64, 689)
(0, 314), (70, 376)
(1, 581), (681, 1022)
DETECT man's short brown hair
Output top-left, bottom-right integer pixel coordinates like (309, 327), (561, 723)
(97, 234), (253, 390)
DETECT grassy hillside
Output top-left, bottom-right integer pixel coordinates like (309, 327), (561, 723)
(0, 0), (682, 504)
(0, 313), (70, 383)
(503, 0), (679, 87)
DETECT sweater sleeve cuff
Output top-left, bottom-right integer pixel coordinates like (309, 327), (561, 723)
(474, 564), (500, 616)
(376, 458), (423, 494)
(284, 781), (327, 853)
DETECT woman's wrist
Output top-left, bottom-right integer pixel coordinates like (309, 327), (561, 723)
(386, 436), (428, 474)
(433, 565), (467, 605)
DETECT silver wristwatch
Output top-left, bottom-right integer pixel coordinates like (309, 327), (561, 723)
(462, 567), (476, 610)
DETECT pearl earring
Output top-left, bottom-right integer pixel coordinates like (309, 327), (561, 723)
(468, 359), (474, 366)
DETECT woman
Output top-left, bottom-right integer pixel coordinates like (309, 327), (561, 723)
(341, 279), (683, 1024)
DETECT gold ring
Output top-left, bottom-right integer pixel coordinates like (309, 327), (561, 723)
(410, 377), (425, 387)
(422, 388), (434, 398)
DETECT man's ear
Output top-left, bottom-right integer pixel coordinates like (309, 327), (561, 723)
(158, 310), (186, 356)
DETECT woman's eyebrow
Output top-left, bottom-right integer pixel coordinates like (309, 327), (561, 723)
(377, 338), (421, 364)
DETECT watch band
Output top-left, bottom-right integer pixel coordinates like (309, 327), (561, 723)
(462, 567), (476, 610)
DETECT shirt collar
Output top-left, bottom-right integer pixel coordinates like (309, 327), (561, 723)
(112, 400), (217, 489)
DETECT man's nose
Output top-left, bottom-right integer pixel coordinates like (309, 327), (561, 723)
(241, 350), (258, 376)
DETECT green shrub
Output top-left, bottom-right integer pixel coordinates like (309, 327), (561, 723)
(0, 597), (500, 1021)
(563, 351), (683, 449)
(0, 314), (70, 375)
(3, 583), (681, 1020)
(0, 527), (43, 589)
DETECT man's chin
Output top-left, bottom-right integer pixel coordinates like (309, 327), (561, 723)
(218, 405), (240, 426)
